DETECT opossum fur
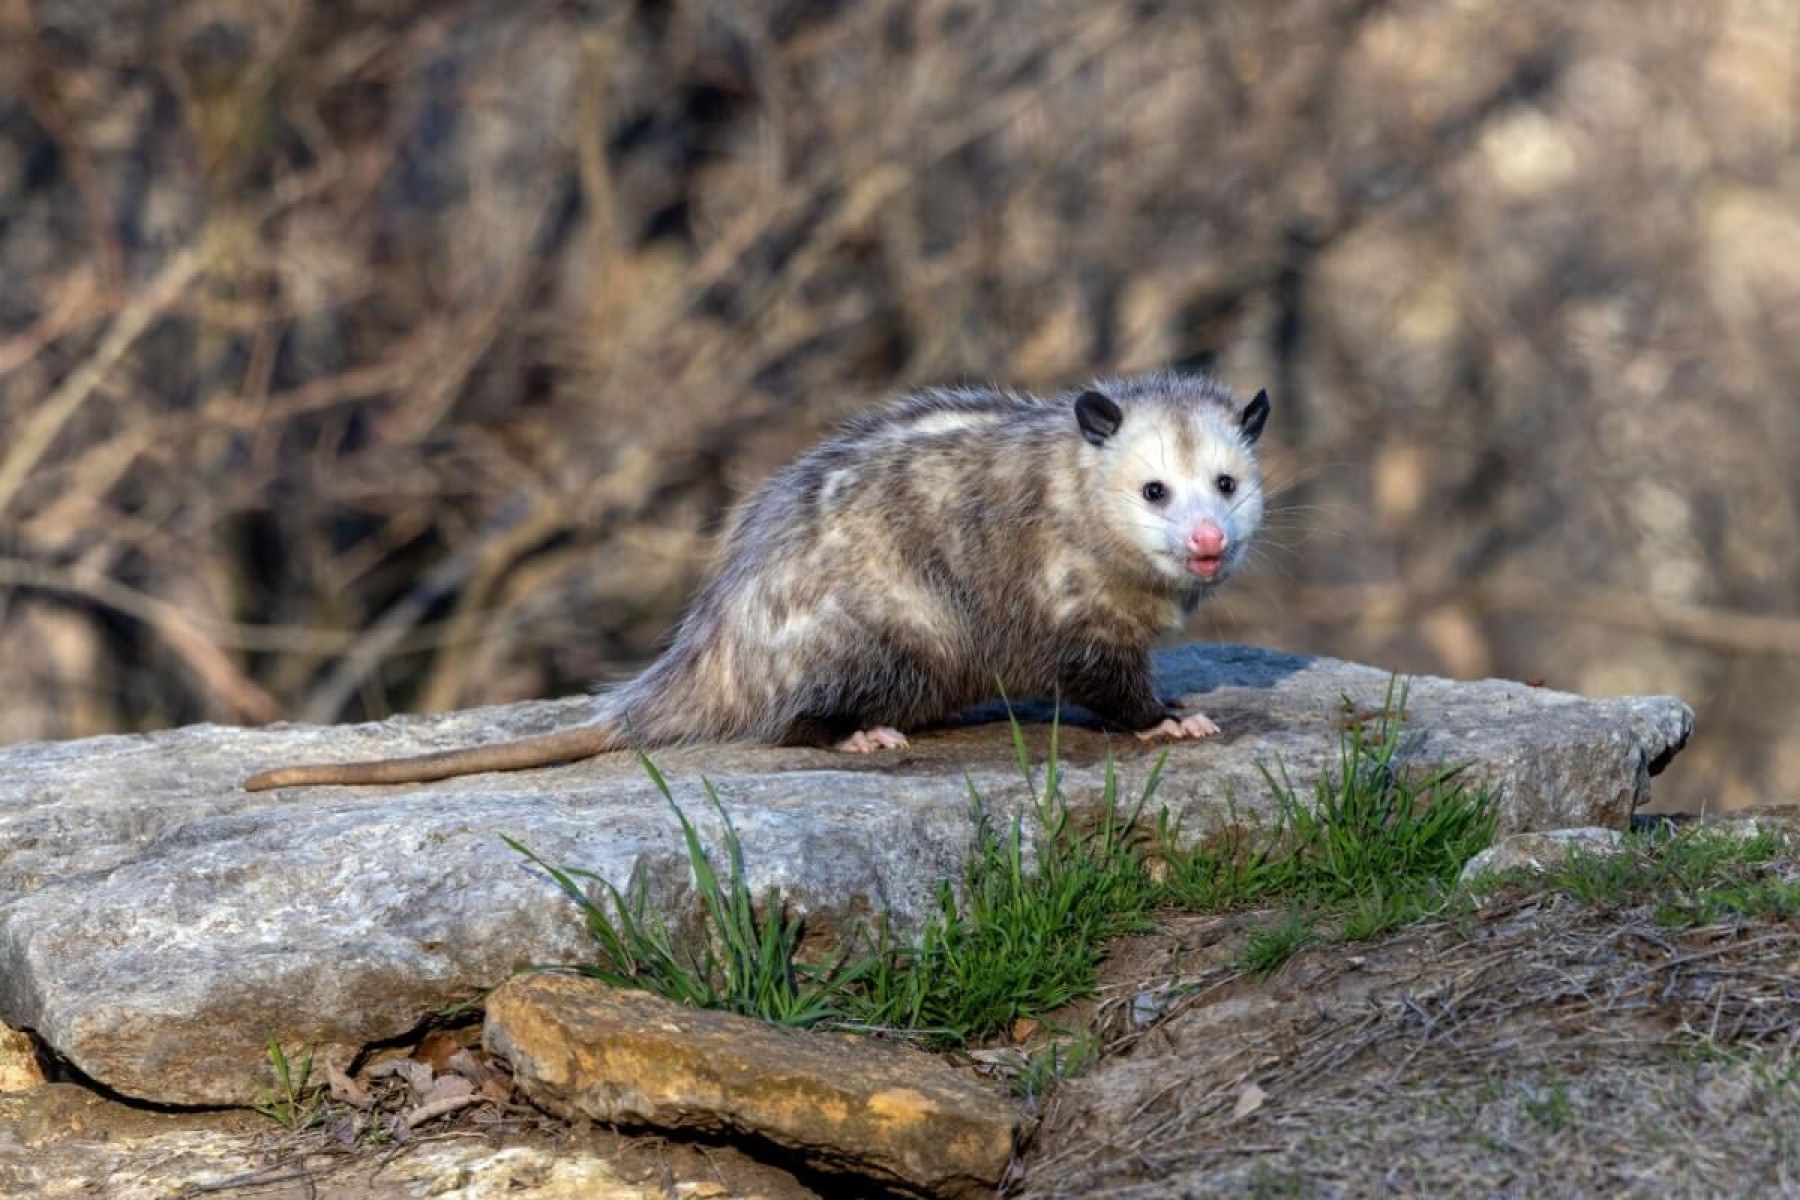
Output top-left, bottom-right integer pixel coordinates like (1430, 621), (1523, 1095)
(244, 372), (1270, 789)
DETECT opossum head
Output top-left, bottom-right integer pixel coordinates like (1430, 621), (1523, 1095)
(1076, 376), (1269, 591)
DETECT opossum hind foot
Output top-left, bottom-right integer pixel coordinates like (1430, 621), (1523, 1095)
(1135, 712), (1220, 741)
(835, 726), (912, 753)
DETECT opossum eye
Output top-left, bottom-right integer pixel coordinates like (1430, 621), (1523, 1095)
(1216, 474), (1237, 496)
(1141, 481), (1168, 504)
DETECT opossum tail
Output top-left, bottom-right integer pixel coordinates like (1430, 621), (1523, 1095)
(242, 722), (625, 791)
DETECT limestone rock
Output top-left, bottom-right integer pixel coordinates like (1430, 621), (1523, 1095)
(365, 1143), (656, 1200)
(0, 645), (1691, 1105)
(1693, 809), (1800, 841)
(0, 1084), (660, 1200)
(484, 972), (1016, 1199)
(1458, 827), (1627, 885)
(1460, 812), (1800, 886)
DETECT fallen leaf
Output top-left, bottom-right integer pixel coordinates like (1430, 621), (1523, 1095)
(325, 1062), (373, 1109)
(366, 1057), (436, 1100)
(421, 1073), (476, 1106)
(447, 1047), (501, 1087)
(411, 1030), (464, 1073)
(1231, 1081), (1267, 1120)
(401, 1091), (485, 1130)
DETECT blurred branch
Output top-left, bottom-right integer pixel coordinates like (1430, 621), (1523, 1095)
(294, 495), (567, 723)
(667, 7), (1134, 324)
(1283, 583), (1800, 659)
(0, 556), (352, 648)
(415, 499), (571, 713)
(0, 554), (561, 661)
(378, 259), (541, 443)
(0, 556), (282, 721)
(0, 249), (206, 520)
(0, 266), (109, 377)
(21, 24), (126, 293)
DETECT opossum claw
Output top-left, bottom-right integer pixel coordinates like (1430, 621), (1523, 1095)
(1135, 713), (1220, 742)
(835, 727), (912, 753)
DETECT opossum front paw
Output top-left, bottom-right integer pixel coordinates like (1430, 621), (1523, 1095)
(835, 726), (912, 753)
(1134, 712), (1220, 742)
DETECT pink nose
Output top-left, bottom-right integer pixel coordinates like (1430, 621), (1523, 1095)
(1188, 520), (1227, 556)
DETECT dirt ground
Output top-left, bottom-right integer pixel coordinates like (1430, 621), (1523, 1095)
(1021, 893), (1800, 1198)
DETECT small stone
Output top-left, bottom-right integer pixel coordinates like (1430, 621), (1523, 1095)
(1459, 827), (1627, 886)
(484, 973), (1019, 1200)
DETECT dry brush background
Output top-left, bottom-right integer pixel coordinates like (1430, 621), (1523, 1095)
(0, 0), (1796, 810)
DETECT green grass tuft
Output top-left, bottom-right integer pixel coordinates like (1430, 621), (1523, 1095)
(505, 710), (1161, 1047)
(506, 676), (1496, 1056)
(1237, 908), (1318, 976)
(1162, 678), (1496, 973)
(1013, 1027), (1103, 1102)
(842, 710), (1159, 1045)
(1520, 1075), (1576, 1133)
(252, 1038), (325, 1131)
(502, 753), (864, 1028)
(1482, 825), (1800, 928)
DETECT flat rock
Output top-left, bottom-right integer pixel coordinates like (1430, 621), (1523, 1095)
(1460, 811), (1799, 886)
(1458, 827), (1628, 885)
(485, 972), (1016, 1199)
(0, 1084), (666, 1200)
(0, 644), (1691, 1105)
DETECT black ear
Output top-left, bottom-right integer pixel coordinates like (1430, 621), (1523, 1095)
(1074, 389), (1123, 446)
(1239, 389), (1270, 444)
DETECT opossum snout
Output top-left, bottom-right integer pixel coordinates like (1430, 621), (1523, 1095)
(1183, 518), (1230, 581)
(1186, 520), (1227, 557)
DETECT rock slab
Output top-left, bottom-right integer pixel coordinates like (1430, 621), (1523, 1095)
(1458, 827), (1628, 885)
(0, 1084), (663, 1200)
(485, 972), (1017, 1199)
(0, 644), (1692, 1105)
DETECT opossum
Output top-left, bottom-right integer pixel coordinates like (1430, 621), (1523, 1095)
(244, 371), (1269, 790)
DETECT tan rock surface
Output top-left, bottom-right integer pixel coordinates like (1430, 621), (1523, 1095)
(485, 972), (1018, 1199)
(0, 1084), (665, 1200)
(0, 1024), (45, 1093)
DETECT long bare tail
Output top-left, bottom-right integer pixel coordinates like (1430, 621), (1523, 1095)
(243, 723), (624, 791)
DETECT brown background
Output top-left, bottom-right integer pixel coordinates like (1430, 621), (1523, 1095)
(2, 0), (1795, 811)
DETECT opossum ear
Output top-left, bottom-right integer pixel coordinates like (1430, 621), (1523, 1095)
(1239, 389), (1270, 444)
(1075, 390), (1123, 446)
